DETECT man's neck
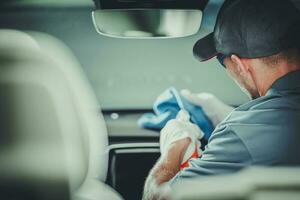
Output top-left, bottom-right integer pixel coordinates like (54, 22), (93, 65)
(257, 63), (300, 96)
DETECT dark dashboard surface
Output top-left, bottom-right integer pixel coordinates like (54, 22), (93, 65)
(103, 111), (160, 144)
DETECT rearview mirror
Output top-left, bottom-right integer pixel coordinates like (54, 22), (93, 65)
(92, 9), (202, 38)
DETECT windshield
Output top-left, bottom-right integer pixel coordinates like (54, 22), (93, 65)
(0, 0), (249, 110)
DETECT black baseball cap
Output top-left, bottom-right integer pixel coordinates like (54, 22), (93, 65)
(193, 0), (300, 62)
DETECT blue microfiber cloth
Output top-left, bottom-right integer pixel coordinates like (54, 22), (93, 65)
(138, 87), (214, 141)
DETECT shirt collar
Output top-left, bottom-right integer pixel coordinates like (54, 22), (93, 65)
(266, 69), (300, 95)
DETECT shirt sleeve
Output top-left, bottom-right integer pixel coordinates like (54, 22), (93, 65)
(169, 125), (253, 185)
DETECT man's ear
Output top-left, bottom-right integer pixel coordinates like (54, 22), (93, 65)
(230, 55), (251, 73)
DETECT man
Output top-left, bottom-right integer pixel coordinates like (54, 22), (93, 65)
(143, 0), (300, 199)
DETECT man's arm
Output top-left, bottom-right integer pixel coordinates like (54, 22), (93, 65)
(142, 138), (191, 200)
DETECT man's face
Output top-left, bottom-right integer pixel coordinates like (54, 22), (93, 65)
(224, 57), (260, 99)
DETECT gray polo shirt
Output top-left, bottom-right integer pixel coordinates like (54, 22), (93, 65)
(170, 70), (300, 185)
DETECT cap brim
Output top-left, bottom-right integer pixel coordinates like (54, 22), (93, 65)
(193, 33), (218, 62)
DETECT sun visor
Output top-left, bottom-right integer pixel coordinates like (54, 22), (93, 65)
(93, 0), (208, 10)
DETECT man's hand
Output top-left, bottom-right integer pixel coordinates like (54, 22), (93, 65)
(181, 89), (234, 127)
(143, 110), (203, 200)
(160, 110), (203, 167)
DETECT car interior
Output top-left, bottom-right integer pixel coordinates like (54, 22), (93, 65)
(1, 0), (300, 200)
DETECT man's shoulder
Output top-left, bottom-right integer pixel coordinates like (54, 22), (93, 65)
(216, 93), (300, 165)
(226, 92), (300, 125)
(236, 88), (300, 111)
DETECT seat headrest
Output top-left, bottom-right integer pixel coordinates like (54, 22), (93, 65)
(26, 31), (109, 182)
(0, 29), (40, 51)
(0, 29), (88, 199)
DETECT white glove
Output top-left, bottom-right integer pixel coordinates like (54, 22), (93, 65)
(160, 110), (204, 165)
(181, 89), (234, 127)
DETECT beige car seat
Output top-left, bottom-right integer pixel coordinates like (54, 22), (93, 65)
(169, 167), (300, 200)
(0, 29), (122, 200)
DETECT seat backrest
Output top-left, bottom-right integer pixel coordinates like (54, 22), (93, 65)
(0, 29), (109, 199)
(169, 167), (300, 200)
